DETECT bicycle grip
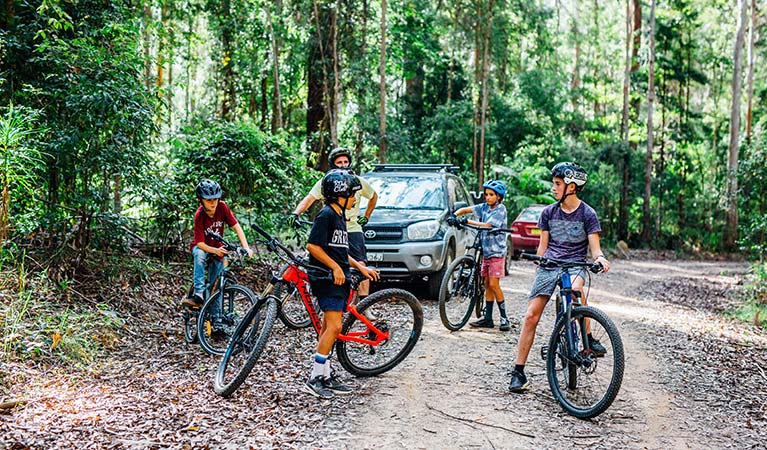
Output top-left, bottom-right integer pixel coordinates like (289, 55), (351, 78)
(590, 262), (604, 274)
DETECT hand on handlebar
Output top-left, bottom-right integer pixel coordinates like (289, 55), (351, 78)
(594, 255), (610, 273)
(360, 265), (380, 282)
(288, 213), (301, 229)
(213, 247), (229, 258)
(357, 216), (369, 226)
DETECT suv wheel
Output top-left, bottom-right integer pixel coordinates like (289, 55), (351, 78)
(427, 245), (454, 300)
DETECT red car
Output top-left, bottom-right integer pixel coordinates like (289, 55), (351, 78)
(510, 204), (545, 258)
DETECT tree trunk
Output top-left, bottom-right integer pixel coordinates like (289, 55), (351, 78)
(630, 0), (641, 116)
(330, 4), (339, 147)
(379, 0), (387, 162)
(220, 0), (236, 121)
(725, 0), (749, 250)
(618, 0), (633, 241)
(266, 1), (283, 133)
(472, 0), (481, 172)
(478, 0), (493, 188)
(571, 10), (581, 113)
(143, 2), (152, 87)
(745, 0), (757, 144)
(620, 0), (632, 141)
(642, 0), (656, 245)
(307, 0), (329, 164)
(260, 75), (268, 131)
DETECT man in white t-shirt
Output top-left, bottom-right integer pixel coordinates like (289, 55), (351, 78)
(291, 148), (378, 297)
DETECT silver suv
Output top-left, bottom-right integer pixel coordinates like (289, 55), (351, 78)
(359, 164), (475, 298)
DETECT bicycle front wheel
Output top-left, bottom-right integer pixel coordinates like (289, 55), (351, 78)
(336, 288), (423, 377)
(198, 284), (257, 355)
(438, 255), (478, 331)
(214, 295), (278, 397)
(546, 306), (624, 419)
(274, 281), (311, 329)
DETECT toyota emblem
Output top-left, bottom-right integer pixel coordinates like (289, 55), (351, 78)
(364, 230), (377, 239)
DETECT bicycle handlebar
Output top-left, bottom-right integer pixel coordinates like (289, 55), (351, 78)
(520, 252), (603, 273)
(447, 217), (513, 235)
(204, 231), (249, 257)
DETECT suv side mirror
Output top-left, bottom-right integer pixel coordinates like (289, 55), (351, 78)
(453, 201), (468, 211)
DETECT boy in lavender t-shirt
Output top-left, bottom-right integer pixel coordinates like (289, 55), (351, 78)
(509, 162), (612, 393)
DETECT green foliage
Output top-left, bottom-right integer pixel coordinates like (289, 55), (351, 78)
(169, 119), (315, 234)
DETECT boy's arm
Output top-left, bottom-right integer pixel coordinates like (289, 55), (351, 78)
(349, 256), (381, 281)
(197, 241), (228, 257)
(587, 233), (610, 273)
(453, 206), (473, 216)
(362, 192), (378, 222)
(536, 231), (550, 256)
(307, 243), (346, 285)
(231, 223), (254, 258)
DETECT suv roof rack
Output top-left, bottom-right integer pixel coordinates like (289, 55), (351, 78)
(371, 164), (460, 174)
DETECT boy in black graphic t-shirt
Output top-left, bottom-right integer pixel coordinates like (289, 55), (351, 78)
(304, 169), (380, 399)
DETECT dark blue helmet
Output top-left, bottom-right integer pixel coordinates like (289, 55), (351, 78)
(196, 179), (222, 199)
(482, 179), (507, 198)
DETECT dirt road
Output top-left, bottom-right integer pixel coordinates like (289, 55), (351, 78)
(2, 257), (765, 449)
(326, 258), (766, 449)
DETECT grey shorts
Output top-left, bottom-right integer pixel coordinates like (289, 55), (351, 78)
(528, 268), (586, 300)
(348, 231), (367, 262)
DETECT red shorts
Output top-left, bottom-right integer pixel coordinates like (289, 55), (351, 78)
(481, 257), (505, 279)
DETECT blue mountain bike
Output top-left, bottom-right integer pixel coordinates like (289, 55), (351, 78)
(521, 253), (624, 419)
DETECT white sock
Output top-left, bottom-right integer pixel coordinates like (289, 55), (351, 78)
(311, 353), (328, 379)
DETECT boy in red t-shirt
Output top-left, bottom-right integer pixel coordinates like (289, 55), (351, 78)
(181, 179), (253, 308)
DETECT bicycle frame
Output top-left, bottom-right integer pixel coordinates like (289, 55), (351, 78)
(280, 262), (388, 346)
(556, 270), (590, 361)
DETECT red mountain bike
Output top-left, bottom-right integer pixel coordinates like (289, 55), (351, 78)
(214, 223), (424, 397)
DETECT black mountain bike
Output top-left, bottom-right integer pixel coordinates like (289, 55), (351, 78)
(521, 253), (624, 419)
(438, 221), (511, 331)
(194, 231), (257, 355)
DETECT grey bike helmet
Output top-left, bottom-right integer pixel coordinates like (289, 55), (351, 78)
(328, 147), (352, 168)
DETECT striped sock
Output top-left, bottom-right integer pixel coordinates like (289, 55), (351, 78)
(497, 300), (507, 319)
(311, 353), (328, 379)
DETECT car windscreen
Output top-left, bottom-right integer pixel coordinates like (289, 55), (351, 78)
(360, 176), (446, 210)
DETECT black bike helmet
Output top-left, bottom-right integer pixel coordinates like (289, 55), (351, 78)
(196, 179), (222, 199)
(328, 147), (352, 168)
(321, 169), (361, 201)
(551, 162), (587, 191)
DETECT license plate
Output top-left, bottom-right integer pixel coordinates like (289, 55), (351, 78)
(530, 228), (541, 236)
(367, 252), (384, 262)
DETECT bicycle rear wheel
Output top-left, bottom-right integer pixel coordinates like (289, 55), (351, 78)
(438, 255), (479, 331)
(274, 281), (312, 329)
(336, 289), (423, 377)
(183, 310), (199, 344)
(198, 284), (257, 355)
(214, 295), (278, 397)
(546, 306), (624, 419)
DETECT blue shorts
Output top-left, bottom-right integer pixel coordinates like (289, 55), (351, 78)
(528, 268), (586, 300)
(318, 296), (347, 312)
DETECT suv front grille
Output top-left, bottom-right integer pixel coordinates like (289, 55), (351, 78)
(364, 227), (403, 242)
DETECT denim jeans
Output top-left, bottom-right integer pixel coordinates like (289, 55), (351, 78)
(192, 246), (223, 296)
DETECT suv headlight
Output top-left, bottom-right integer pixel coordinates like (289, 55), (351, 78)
(407, 220), (440, 240)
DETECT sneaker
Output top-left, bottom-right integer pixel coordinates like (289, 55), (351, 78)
(509, 369), (529, 393)
(499, 317), (511, 332)
(181, 292), (204, 309)
(588, 336), (607, 356)
(323, 374), (353, 395)
(469, 317), (494, 328)
(304, 376), (334, 399)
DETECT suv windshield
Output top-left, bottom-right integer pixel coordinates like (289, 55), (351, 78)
(361, 176), (446, 210)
